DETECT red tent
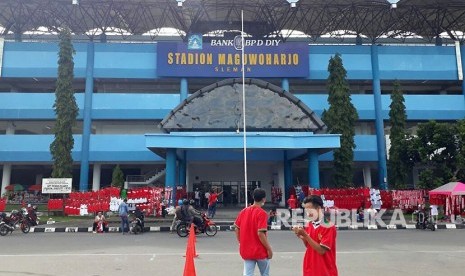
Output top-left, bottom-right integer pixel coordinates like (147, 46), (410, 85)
(28, 184), (42, 192)
(429, 182), (465, 196)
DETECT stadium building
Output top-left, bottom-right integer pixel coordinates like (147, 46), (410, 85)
(1, 0), (465, 205)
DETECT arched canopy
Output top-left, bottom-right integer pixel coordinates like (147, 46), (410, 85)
(160, 78), (326, 133)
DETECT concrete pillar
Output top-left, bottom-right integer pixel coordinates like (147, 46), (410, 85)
(1, 123), (15, 196)
(79, 42), (95, 191)
(371, 44), (388, 190)
(308, 150), (320, 189)
(363, 166), (372, 188)
(1, 164), (12, 197)
(180, 78), (188, 102)
(165, 148), (177, 205)
(92, 163), (101, 191)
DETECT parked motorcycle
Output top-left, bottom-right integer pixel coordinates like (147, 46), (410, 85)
(25, 206), (39, 227)
(413, 210), (435, 231)
(130, 209), (145, 234)
(176, 213), (217, 237)
(0, 210), (31, 236)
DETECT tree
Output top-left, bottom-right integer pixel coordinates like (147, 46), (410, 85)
(408, 121), (461, 189)
(387, 81), (409, 189)
(322, 53), (359, 187)
(112, 165), (125, 188)
(50, 28), (78, 178)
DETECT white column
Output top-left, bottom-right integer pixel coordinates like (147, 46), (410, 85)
(92, 163), (101, 191)
(2, 122), (15, 196)
(363, 166), (372, 188)
(1, 164), (12, 197)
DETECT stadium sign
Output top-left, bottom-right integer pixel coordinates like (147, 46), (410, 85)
(157, 41), (309, 78)
(42, 178), (72, 194)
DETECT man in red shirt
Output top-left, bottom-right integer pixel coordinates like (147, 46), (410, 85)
(234, 188), (273, 276)
(287, 194), (298, 218)
(293, 195), (338, 276)
(207, 188), (223, 218)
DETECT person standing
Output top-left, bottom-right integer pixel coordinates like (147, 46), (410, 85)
(287, 194), (298, 218)
(194, 188), (201, 208)
(160, 192), (168, 218)
(118, 199), (129, 235)
(208, 188), (223, 218)
(204, 190), (211, 209)
(293, 195), (338, 276)
(234, 188), (273, 276)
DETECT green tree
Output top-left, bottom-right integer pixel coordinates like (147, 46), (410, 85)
(112, 165), (125, 188)
(50, 28), (77, 178)
(408, 121), (461, 189)
(322, 53), (359, 187)
(387, 81), (409, 189)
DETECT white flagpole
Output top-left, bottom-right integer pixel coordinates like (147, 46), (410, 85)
(241, 10), (248, 208)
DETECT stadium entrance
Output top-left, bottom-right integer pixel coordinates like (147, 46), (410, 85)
(146, 78), (340, 206)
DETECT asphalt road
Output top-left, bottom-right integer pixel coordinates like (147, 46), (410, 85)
(0, 230), (464, 276)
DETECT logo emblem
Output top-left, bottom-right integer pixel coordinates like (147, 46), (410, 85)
(233, 35), (243, 50)
(188, 34), (202, 50)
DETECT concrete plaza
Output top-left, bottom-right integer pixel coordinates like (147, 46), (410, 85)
(0, 229), (464, 276)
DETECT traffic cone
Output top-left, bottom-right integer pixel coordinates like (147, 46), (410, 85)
(188, 224), (199, 257)
(183, 225), (197, 276)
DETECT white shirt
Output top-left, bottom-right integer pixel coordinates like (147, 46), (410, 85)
(195, 191), (200, 199)
(431, 205), (438, 216)
(205, 192), (210, 199)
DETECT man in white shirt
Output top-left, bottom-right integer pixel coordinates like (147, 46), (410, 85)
(430, 205), (439, 222)
(194, 189), (200, 207)
(204, 191), (211, 209)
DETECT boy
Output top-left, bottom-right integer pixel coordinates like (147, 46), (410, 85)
(292, 195), (338, 276)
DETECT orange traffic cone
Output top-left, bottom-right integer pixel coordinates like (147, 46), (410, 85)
(188, 224), (199, 257)
(183, 225), (197, 276)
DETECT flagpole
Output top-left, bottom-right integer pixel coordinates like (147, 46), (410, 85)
(241, 10), (248, 208)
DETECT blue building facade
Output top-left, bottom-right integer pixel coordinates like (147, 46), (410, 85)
(1, 39), (465, 205)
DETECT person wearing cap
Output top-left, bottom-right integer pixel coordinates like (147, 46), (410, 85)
(292, 195), (338, 276)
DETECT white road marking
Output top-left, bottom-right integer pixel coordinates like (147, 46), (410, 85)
(0, 250), (464, 258)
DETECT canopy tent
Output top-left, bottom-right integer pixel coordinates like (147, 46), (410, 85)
(429, 182), (465, 196)
(28, 184), (42, 192)
(4, 184), (24, 192)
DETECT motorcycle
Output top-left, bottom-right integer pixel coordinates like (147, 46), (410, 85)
(176, 213), (217, 237)
(130, 210), (145, 234)
(25, 207), (39, 227)
(413, 210), (435, 231)
(0, 210), (31, 235)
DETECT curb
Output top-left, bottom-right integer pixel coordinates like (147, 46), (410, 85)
(29, 223), (465, 233)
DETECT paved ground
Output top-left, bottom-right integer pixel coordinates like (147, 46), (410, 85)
(1, 229), (464, 276)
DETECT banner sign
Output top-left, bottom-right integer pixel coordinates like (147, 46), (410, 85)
(42, 178), (72, 194)
(157, 39), (309, 78)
